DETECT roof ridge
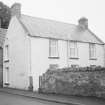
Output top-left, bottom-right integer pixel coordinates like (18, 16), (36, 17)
(21, 14), (77, 26)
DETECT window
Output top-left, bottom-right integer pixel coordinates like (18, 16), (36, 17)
(89, 43), (96, 59)
(68, 41), (78, 58)
(5, 45), (9, 61)
(5, 67), (9, 84)
(49, 39), (58, 58)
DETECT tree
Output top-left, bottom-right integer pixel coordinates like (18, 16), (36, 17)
(0, 2), (11, 29)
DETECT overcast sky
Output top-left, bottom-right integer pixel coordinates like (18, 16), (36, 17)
(1, 0), (105, 42)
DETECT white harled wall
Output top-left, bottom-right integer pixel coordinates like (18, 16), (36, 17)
(31, 37), (104, 91)
(31, 38), (68, 90)
(3, 16), (30, 90)
(68, 42), (104, 67)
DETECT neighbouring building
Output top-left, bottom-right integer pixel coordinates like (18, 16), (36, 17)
(3, 3), (105, 91)
(0, 28), (7, 87)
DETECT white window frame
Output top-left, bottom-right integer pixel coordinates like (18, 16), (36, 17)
(49, 39), (59, 58)
(89, 43), (96, 60)
(4, 45), (9, 61)
(68, 41), (78, 59)
(5, 67), (9, 84)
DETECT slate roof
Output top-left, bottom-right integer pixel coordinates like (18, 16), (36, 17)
(0, 28), (7, 47)
(19, 14), (104, 44)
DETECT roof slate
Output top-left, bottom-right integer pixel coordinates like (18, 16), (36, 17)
(20, 14), (104, 44)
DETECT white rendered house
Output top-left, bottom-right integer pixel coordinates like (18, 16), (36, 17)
(3, 3), (105, 91)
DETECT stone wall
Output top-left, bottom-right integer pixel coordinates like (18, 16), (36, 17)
(39, 67), (105, 98)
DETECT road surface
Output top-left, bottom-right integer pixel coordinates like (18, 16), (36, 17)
(0, 91), (72, 105)
(0, 91), (105, 105)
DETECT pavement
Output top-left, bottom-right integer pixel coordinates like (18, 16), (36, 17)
(0, 87), (105, 105)
(0, 92), (68, 105)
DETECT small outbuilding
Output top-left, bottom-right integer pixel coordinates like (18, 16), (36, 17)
(0, 28), (7, 86)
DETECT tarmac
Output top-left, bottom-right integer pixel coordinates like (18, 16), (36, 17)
(0, 87), (105, 105)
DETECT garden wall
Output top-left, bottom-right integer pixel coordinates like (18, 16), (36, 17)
(39, 67), (105, 98)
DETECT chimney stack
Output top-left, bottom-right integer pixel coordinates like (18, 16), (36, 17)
(11, 3), (21, 18)
(78, 17), (88, 29)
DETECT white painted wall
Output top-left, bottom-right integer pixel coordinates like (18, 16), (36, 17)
(68, 42), (104, 67)
(31, 38), (70, 90)
(31, 37), (105, 90)
(3, 16), (30, 90)
(31, 37), (49, 91)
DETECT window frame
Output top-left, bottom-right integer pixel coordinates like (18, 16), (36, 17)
(89, 43), (97, 60)
(68, 41), (78, 59)
(5, 67), (9, 84)
(4, 45), (9, 62)
(49, 39), (59, 59)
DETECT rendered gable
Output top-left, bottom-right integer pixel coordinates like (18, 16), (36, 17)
(3, 16), (30, 89)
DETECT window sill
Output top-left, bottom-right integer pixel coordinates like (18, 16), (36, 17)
(48, 57), (59, 59)
(4, 59), (9, 62)
(69, 57), (79, 59)
(89, 58), (97, 60)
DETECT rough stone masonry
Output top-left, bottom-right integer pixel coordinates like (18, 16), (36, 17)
(39, 66), (105, 98)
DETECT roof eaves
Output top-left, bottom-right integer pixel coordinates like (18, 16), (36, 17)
(88, 29), (104, 44)
(28, 34), (104, 45)
(18, 17), (30, 35)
